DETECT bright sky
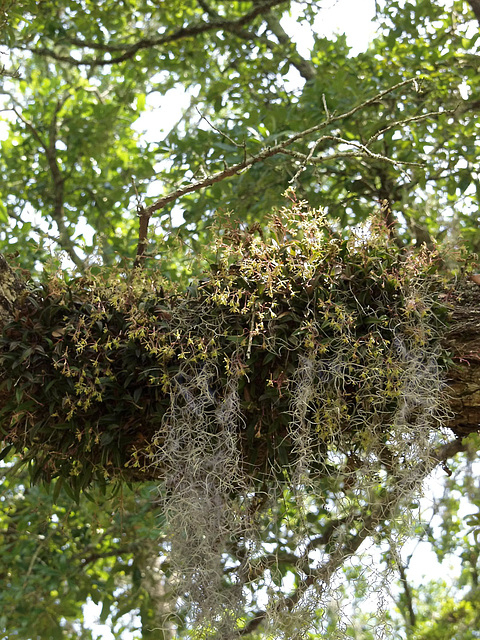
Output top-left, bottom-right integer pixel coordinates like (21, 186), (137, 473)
(133, 0), (378, 141)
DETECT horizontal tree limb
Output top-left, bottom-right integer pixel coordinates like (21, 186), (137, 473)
(0, 256), (478, 463)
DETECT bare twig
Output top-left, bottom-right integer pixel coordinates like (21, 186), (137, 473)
(195, 107), (246, 150)
(322, 93), (330, 120)
(0, 63), (21, 79)
(366, 109), (450, 145)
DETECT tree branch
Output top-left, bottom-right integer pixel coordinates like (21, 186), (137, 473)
(263, 11), (316, 81)
(133, 208), (151, 269)
(0, 63), (21, 79)
(22, 0), (290, 67)
(144, 80), (452, 217)
(10, 96), (83, 269)
(397, 559), (417, 630)
(467, 0), (480, 25)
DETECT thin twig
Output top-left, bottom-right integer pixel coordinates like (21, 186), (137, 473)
(195, 107), (246, 150)
(322, 93), (330, 120)
(366, 109), (450, 145)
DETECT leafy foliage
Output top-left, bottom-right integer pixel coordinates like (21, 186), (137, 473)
(0, 0), (479, 638)
(0, 466), (169, 640)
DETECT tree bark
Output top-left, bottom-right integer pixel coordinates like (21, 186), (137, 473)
(467, 0), (480, 26)
(443, 279), (480, 436)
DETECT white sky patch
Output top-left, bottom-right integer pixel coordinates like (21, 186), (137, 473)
(283, 0), (379, 57)
(0, 107), (16, 141)
(82, 599), (140, 640)
(132, 84), (193, 143)
(0, 120), (10, 141)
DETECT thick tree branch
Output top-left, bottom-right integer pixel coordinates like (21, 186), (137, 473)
(443, 279), (480, 435)
(467, 0), (480, 25)
(134, 208), (151, 269)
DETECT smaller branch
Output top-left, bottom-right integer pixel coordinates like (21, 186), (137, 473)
(11, 106), (48, 150)
(286, 149), (421, 169)
(196, 107), (246, 152)
(77, 546), (138, 568)
(366, 109), (450, 145)
(322, 94), (330, 121)
(290, 127), (327, 183)
(0, 64), (21, 79)
(7, 210), (67, 245)
(10, 95), (83, 268)
(23, 540), (47, 587)
(397, 559), (417, 630)
(196, 0), (217, 18)
(146, 79), (436, 217)
(286, 135), (424, 178)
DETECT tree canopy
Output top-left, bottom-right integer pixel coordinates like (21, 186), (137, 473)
(1, 1), (480, 639)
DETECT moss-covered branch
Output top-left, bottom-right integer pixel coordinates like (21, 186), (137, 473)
(0, 202), (476, 489)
